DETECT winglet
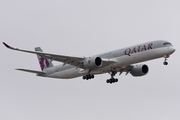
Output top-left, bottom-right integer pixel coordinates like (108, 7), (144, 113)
(3, 42), (11, 48)
(3, 42), (18, 50)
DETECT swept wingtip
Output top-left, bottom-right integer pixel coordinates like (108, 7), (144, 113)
(3, 42), (11, 48)
(2, 42), (16, 50)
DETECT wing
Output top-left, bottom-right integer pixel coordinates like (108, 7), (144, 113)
(3, 42), (85, 67)
(3, 42), (116, 69)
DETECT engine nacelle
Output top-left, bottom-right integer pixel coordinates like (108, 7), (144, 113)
(130, 64), (149, 77)
(83, 57), (102, 69)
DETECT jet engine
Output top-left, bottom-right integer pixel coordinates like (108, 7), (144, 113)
(130, 64), (149, 77)
(83, 57), (102, 69)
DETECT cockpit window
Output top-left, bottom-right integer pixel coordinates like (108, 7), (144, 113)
(163, 42), (172, 46)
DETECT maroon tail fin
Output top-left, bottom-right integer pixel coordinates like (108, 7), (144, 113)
(35, 47), (53, 71)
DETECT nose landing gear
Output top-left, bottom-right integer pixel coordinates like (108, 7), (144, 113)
(163, 55), (169, 65)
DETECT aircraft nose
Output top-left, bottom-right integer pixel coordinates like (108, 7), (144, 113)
(169, 46), (176, 54)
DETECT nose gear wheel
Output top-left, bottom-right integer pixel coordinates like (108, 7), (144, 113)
(163, 55), (169, 65)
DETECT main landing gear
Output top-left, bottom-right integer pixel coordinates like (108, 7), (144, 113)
(83, 74), (94, 80)
(163, 55), (169, 65)
(106, 71), (118, 84)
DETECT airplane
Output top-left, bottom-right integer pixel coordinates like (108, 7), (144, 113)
(3, 40), (175, 84)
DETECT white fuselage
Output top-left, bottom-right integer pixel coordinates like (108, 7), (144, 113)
(44, 40), (175, 79)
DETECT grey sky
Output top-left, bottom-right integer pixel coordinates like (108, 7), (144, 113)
(0, 0), (180, 120)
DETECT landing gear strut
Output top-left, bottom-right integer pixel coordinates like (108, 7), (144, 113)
(163, 55), (169, 65)
(83, 74), (94, 80)
(106, 71), (118, 84)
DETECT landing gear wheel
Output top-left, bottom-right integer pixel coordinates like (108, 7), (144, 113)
(106, 78), (118, 84)
(163, 62), (168, 65)
(88, 74), (91, 79)
(82, 74), (95, 80)
(106, 79), (110, 83)
(83, 76), (86, 80)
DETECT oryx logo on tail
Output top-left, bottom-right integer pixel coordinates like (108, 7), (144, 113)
(38, 54), (50, 70)
(35, 47), (53, 71)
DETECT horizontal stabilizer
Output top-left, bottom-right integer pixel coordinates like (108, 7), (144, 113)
(16, 69), (46, 75)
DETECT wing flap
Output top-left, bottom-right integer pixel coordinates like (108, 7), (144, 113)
(119, 65), (133, 75)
